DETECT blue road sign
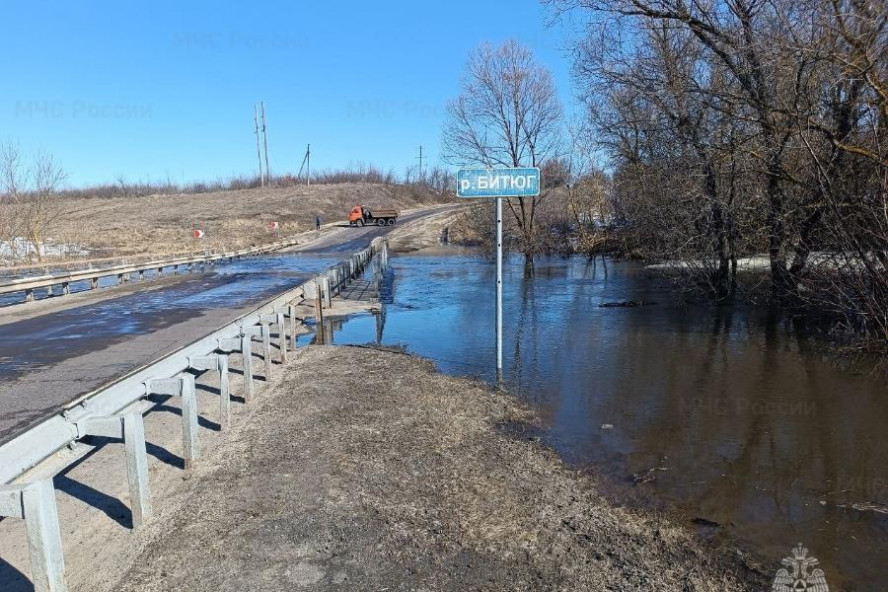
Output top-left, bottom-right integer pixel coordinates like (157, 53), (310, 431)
(457, 167), (541, 198)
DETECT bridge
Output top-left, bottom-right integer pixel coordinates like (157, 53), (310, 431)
(0, 237), (390, 592)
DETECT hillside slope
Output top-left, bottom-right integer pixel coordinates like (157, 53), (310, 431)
(26, 183), (455, 263)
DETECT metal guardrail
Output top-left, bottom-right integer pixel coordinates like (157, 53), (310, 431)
(0, 238), (303, 303)
(0, 237), (387, 592)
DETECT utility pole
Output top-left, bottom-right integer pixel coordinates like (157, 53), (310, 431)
(297, 144), (311, 187)
(254, 104), (264, 186)
(260, 101), (271, 183)
(416, 145), (424, 180)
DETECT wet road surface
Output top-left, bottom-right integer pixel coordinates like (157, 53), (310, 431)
(0, 256), (328, 443)
(0, 211), (432, 443)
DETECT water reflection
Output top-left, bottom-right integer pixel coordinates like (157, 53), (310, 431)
(331, 255), (888, 590)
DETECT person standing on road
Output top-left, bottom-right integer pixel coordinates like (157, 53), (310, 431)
(315, 215), (321, 231)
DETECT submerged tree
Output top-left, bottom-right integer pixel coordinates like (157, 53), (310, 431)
(442, 40), (563, 276)
(548, 0), (888, 340)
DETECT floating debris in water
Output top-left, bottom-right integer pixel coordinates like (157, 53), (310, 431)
(599, 300), (657, 308)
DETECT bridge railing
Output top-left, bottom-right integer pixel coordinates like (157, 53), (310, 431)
(0, 238), (303, 303)
(0, 237), (388, 592)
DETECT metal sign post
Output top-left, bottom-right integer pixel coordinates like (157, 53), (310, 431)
(495, 196), (503, 381)
(456, 167), (541, 382)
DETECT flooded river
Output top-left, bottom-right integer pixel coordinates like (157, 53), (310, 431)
(326, 254), (888, 590)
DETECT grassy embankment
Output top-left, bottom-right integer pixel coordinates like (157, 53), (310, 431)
(2, 182), (455, 270)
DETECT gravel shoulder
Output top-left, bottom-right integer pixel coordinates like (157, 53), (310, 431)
(102, 346), (763, 591)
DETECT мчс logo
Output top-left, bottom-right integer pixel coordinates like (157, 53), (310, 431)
(771, 543), (829, 591)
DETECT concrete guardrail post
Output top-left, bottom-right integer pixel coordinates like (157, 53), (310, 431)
(259, 313), (284, 366)
(188, 355), (231, 430)
(0, 479), (67, 592)
(261, 322), (273, 379)
(304, 281), (325, 345)
(274, 312), (289, 364)
(239, 334), (255, 401)
(319, 276), (332, 309)
(242, 324), (272, 382)
(289, 303), (300, 347)
(144, 375), (200, 469)
(218, 336), (253, 403)
(238, 329), (262, 395)
(75, 412), (152, 528)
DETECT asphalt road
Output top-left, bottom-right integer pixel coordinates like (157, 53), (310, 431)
(292, 207), (432, 254)
(0, 208), (434, 444)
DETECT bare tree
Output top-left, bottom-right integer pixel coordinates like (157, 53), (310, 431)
(442, 40), (563, 275)
(550, 0), (828, 298)
(0, 142), (68, 263)
(550, 0), (888, 342)
(791, 0), (888, 341)
(0, 143), (25, 261)
(424, 166), (456, 197)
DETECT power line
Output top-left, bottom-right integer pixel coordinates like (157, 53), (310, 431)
(416, 145), (424, 180)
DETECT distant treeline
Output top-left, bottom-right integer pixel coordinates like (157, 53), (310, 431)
(58, 164), (456, 200)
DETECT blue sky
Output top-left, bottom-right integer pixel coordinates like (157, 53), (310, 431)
(0, 0), (578, 188)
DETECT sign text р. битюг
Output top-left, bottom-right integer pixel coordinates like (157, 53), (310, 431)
(456, 168), (541, 198)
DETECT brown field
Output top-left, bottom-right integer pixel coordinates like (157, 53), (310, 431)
(3, 183), (455, 269)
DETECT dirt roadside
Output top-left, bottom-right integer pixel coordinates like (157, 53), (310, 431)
(100, 346), (764, 591)
(385, 205), (479, 255)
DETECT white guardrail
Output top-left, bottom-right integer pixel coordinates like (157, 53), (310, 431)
(0, 237), (387, 592)
(0, 238), (305, 303)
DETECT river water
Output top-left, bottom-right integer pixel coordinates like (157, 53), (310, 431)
(324, 254), (888, 591)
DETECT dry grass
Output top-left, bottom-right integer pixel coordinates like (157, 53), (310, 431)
(2, 183), (454, 267)
(110, 346), (765, 591)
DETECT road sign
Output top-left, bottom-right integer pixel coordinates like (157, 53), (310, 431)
(269, 221), (280, 229)
(193, 229), (205, 239)
(455, 166), (543, 382)
(457, 167), (541, 198)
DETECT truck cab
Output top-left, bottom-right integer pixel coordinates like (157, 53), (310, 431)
(349, 206), (369, 226)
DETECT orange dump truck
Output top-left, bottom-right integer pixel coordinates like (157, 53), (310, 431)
(348, 205), (399, 227)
